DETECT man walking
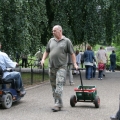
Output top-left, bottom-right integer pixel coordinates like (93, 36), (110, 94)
(96, 46), (108, 76)
(41, 25), (78, 112)
(109, 50), (116, 72)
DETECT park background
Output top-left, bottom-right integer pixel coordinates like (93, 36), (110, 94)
(0, 0), (120, 86)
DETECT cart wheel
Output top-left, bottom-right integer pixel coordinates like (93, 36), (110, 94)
(70, 95), (76, 107)
(94, 96), (100, 108)
(2, 93), (13, 109)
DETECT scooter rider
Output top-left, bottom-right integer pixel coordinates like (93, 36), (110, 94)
(0, 43), (26, 96)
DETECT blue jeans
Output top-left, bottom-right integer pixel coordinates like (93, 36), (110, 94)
(98, 70), (103, 78)
(85, 65), (92, 80)
(4, 72), (23, 91)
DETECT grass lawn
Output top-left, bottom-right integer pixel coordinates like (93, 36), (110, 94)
(21, 72), (49, 86)
(19, 56), (49, 69)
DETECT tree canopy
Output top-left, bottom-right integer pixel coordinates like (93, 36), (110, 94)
(0, 0), (119, 57)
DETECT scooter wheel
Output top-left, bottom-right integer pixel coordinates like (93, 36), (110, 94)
(70, 95), (76, 107)
(94, 96), (100, 108)
(2, 93), (12, 109)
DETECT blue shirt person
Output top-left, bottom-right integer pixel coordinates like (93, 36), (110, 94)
(0, 44), (26, 96)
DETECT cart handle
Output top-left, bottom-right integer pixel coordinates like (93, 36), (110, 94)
(71, 68), (83, 88)
(71, 68), (85, 70)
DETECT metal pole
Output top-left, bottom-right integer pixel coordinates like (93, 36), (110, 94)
(31, 63), (33, 85)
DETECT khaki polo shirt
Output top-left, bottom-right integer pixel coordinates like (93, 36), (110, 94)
(46, 36), (74, 68)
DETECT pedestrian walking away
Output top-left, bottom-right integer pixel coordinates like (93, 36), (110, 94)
(21, 51), (28, 68)
(41, 25), (78, 112)
(84, 46), (96, 80)
(97, 60), (105, 80)
(96, 46), (108, 77)
(109, 50), (116, 72)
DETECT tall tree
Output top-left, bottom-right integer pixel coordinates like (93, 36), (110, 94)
(0, 0), (48, 57)
(0, 0), (119, 57)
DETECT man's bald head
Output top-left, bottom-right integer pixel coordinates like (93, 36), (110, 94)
(52, 25), (63, 40)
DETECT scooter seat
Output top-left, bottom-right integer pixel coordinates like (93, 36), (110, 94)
(0, 66), (14, 84)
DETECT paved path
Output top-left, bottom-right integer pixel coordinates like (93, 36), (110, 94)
(0, 70), (120, 120)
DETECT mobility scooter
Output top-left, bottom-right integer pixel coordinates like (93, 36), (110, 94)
(0, 66), (25, 109)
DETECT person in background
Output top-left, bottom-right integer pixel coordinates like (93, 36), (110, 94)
(41, 25), (78, 112)
(73, 50), (81, 75)
(16, 51), (20, 63)
(0, 42), (26, 96)
(80, 51), (84, 68)
(21, 51), (28, 68)
(96, 46), (108, 77)
(34, 49), (43, 68)
(84, 45), (96, 80)
(97, 60), (105, 80)
(109, 50), (116, 72)
(65, 53), (74, 85)
(35, 49), (43, 62)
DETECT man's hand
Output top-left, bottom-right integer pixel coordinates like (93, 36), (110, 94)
(16, 63), (19, 67)
(40, 59), (44, 67)
(73, 63), (78, 70)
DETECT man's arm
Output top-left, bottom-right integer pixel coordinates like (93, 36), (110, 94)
(40, 51), (49, 66)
